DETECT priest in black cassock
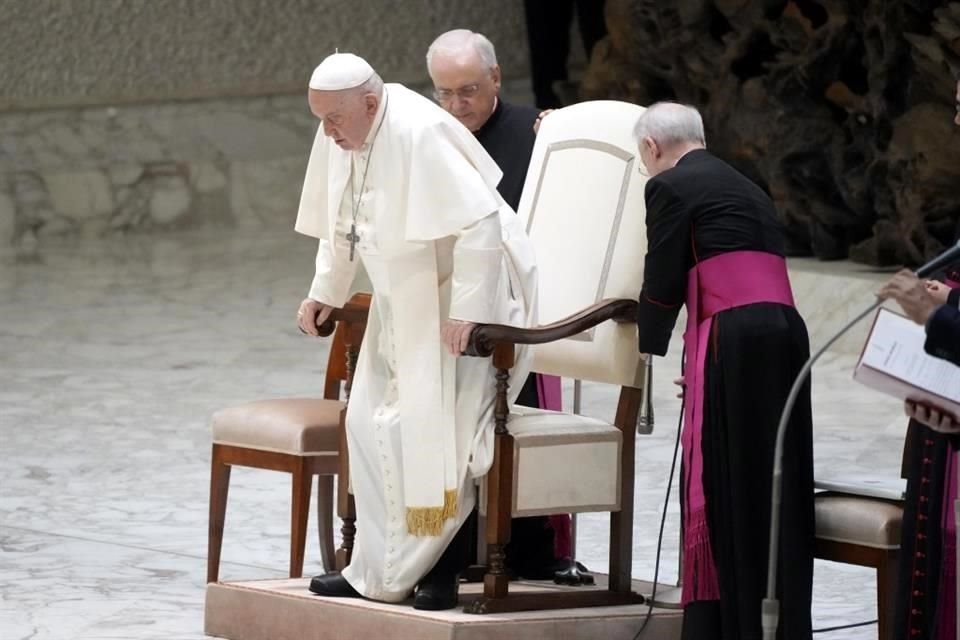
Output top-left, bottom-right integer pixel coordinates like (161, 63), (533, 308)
(426, 29), (538, 212)
(879, 76), (960, 640)
(633, 102), (814, 640)
(426, 28), (574, 580)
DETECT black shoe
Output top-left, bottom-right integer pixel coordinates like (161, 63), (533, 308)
(413, 572), (460, 611)
(553, 560), (594, 586)
(308, 572), (362, 598)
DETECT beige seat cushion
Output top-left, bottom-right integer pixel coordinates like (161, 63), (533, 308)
(212, 398), (343, 455)
(480, 406), (622, 517)
(814, 492), (904, 550)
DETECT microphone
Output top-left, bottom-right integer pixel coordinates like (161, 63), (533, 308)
(761, 238), (960, 640)
(915, 239), (960, 278)
(637, 358), (655, 434)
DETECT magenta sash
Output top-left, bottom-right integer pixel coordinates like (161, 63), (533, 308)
(681, 251), (796, 604)
(537, 374), (562, 412)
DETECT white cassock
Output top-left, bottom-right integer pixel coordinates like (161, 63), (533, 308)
(294, 83), (537, 602)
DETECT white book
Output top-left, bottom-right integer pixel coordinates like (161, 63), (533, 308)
(814, 474), (906, 501)
(853, 307), (960, 417)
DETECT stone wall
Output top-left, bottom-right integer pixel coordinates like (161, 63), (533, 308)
(0, 77), (538, 253)
(1, 0), (530, 111)
(0, 1), (535, 252)
(0, 95), (316, 251)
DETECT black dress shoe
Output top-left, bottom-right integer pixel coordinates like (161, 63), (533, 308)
(413, 572), (460, 611)
(308, 572), (362, 598)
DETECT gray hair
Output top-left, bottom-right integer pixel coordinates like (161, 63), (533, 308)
(426, 29), (498, 72)
(345, 72), (383, 101)
(633, 102), (706, 148)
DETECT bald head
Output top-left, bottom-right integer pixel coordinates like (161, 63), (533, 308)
(427, 29), (501, 132)
(633, 102), (706, 177)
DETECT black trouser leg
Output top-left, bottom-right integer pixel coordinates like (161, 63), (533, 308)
(575, 0), (607, 59)
(524, 0), (574, 108)
(423, 514), (474, 580)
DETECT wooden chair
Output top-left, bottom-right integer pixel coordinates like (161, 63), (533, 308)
(314, 296), (371, 570)
(813, 438), (914, 640)
(461, 100), (652, 613)
(206, 293), (370, 583)
(813, 493), (902, 640)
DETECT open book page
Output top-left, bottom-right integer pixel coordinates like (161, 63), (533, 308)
(814, 475), (906, 501)
(854, 307), (960, 414)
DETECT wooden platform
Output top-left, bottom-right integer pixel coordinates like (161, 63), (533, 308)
(205, 578), (683, 640)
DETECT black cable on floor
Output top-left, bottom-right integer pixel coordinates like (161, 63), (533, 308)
(627, 366), (881, 639)
(812, 619), (878, 634)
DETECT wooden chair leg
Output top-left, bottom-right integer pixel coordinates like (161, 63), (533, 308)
(877, 549), (898, 640)
(336, 494), (356, 570)
(608, 387), (641, 593)
(316, 473), (336, 573)
(467, 363), (515, 612)
(290, 460), (312, 578)
(483, 433), (514, 601)
(207, 445), (232, 583)
(336, 407), (356, 570)
(609, 415), (637, 592)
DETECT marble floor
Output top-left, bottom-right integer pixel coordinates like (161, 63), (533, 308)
(0, 229), (906, 639)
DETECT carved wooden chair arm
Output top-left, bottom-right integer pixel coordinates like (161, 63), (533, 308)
(463, 297), (637, 358)
(316, 293), (373, 337)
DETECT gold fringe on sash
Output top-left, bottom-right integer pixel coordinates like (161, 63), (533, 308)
(405, 489), (458, 537)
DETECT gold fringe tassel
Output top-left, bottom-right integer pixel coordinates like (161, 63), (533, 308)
(405, 489), (458, 537)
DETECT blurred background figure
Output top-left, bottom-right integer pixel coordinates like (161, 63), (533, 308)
(523, 0), (607, 109)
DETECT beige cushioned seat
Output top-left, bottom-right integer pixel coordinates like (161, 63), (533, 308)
(482, 406), (622, 517)
(814, 493), (903, 549)
(211, 398), (343, 455)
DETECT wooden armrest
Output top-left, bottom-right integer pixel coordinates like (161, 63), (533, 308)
(464, 298), (637, 357)
(317, 293), (372, 337)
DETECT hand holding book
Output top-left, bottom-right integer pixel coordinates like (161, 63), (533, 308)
(904, 399), (960, 435)
(853, 307), (960, 420)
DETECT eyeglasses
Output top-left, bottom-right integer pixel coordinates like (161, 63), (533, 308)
(433, 84), (481, 102)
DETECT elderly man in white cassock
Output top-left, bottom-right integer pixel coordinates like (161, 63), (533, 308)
(294, 52), (537, 610)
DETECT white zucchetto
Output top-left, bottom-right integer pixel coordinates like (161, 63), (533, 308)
(309, 52), (375, 91)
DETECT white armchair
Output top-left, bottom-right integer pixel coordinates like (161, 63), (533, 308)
(464, 100), (651, 613)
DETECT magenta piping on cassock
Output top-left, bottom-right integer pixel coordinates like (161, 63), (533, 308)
(935, 449), (957, 637)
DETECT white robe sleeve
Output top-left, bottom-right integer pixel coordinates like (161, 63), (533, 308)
(448, 211), (504, 324)
(307, 238), (359, 307)
(404, 121), (503, 243)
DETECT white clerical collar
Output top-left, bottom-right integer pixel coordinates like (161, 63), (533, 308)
(358, 86), (389, 151)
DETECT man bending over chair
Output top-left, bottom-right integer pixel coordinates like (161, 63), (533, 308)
(633, 102), (815, 640)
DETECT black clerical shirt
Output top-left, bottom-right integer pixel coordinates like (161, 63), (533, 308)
(636, 149), (788, 355)
(474, 99), (539, 211)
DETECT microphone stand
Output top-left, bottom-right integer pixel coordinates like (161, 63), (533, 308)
(761, 299), (882, 639)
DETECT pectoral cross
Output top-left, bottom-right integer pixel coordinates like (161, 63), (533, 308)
(346, 223), (360, 262)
